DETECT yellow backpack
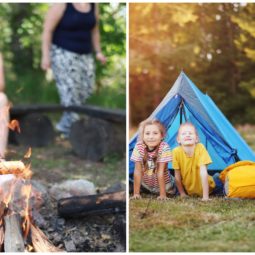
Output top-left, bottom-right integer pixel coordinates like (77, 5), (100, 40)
(219, 161), (255, 198)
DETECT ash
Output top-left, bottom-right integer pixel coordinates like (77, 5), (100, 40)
(32, 188), (126, 252)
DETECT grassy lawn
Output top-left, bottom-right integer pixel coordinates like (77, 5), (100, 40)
(130, 197), (255, 252)
(129, 125), (255, 252)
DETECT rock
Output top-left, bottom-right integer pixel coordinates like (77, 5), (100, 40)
(64, 239), (76, 252)
(49, 179), (96, 200)
(105, 182), (126, 193)
(30, 180), (49, 209)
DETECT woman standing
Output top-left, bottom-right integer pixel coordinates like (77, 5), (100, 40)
(41, 3), (106, 137)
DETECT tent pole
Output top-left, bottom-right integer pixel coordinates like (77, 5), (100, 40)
(180, 101), (183, 125)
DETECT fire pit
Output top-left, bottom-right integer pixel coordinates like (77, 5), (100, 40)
(2, 118), (126, 252)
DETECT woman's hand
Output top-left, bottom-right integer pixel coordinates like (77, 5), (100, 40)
(41, 55), (51, 71)
(96, 52), (107, 64)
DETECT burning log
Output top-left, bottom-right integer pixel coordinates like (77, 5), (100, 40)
(30, 224), (62, 252)
(4, 214), (25, 252)
(58, 191), (126, 218)
(69, 118), (125, 161)
(0, 161), (25, 175)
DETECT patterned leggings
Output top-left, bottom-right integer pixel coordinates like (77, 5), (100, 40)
(50, 44), (95, 135)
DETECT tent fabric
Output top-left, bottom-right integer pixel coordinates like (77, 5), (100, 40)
(129, 72), (255, 177)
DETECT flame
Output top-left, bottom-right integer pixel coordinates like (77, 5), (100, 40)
(21, 184), (32, 239)
(24, 147), (32, 159)
(2, 178), (18, 208)
(8, 119), (21, 133)
(20, 163), (33, 179)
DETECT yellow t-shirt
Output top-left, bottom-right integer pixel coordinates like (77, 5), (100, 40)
(172, 143), (215, 196)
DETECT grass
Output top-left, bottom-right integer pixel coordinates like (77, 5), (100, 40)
(129, 197), (255, 252)
(7, 138), (126, 189)
(129, 125), (255, 252)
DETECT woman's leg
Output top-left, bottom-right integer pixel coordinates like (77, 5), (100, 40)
(50, 46), (80, 136)
(51, 46), (95, 136)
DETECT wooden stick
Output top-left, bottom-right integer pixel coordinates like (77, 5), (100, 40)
(4, 214), (25, 252)
(30, 224), (63, 252)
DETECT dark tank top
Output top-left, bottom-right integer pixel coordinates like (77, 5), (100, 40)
(52, 3), (96, 54)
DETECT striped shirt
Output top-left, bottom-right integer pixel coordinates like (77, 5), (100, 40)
(131, 141), (173, 193)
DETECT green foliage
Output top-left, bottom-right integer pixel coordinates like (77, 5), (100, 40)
(0, 3), (126, 109)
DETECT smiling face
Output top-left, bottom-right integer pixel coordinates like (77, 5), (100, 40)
(177, 124), (198, 146)
(143, 124), (163, 149)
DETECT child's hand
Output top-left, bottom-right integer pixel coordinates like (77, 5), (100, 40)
(156, 196), (169, 201)
(130, 194), (142, 200)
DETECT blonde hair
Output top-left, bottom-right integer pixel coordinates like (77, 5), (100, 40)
(137, 118), (166, 172)
(177, 122), (199, 144)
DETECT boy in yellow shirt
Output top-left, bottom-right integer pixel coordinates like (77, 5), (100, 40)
(172, 122), (223, 201)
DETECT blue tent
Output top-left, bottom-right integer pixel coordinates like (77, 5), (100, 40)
(129, 72), (255, 178)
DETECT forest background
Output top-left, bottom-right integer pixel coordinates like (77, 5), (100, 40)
(0, 3), (126, 109)
(130, 3), (255, 126)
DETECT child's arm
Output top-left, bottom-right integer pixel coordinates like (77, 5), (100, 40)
(156, 162), (167, 200)
(175, 170), (188, 197)
(200, 164), (211, 201)
(131, 162), (143, 199)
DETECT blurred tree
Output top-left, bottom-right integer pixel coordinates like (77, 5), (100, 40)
(0, 3), (126, 109)
(130, 3), (255, 126)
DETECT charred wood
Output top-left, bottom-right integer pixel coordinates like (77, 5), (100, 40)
(58, 191), (126, 218)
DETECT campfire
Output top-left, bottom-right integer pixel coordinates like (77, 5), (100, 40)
(0, 118), (62, 252)
(1, 116), (126, 252)
(0, 160), (62, 252)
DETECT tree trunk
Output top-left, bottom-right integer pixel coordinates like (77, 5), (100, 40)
(13, 113), (55, 147)
(69, 118), (125, 161)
